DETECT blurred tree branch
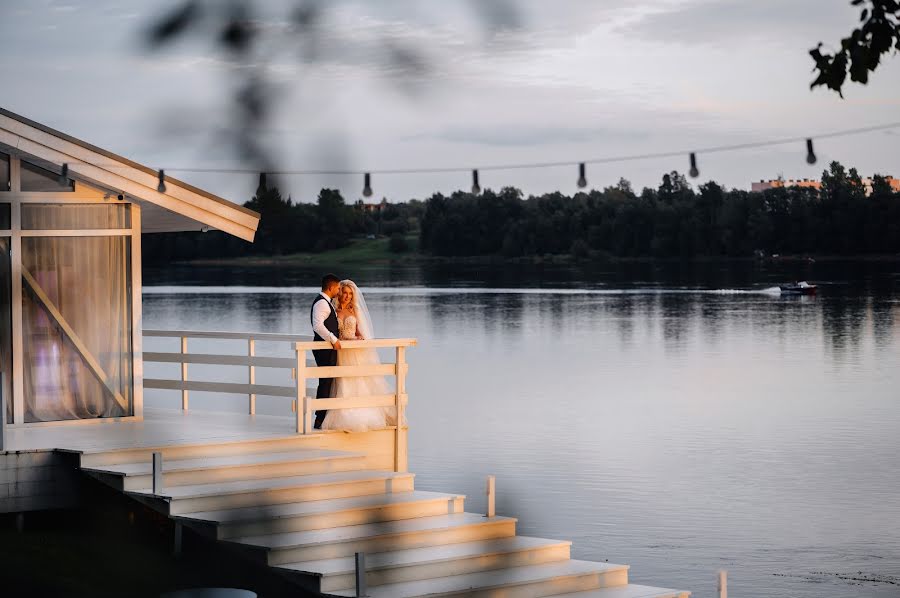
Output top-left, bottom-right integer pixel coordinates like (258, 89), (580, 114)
(143, 0), (518, 180)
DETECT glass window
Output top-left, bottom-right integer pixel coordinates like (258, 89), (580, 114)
(21, 160), (74, 192)
(0, 238), (11, 424)
(21, 235), (133, 422)
(22, 204), (130, 230)
(0, 152), (9, 191)
(0, 203), (9, 230)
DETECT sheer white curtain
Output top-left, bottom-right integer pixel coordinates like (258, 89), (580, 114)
(21, 206), (132, 422)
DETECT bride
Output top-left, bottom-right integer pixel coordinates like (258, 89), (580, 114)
(321, 280), (402, 432)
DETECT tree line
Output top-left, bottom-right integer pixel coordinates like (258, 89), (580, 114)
(142, 161), (900, 265)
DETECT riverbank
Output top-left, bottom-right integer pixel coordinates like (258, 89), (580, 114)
(183, 238), (900, 269)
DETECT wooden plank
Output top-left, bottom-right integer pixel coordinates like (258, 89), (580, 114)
(295, 338), (418, 351)
(21, 267), (128, 411)
(308, 364), (402, 379)
(19, 229), (131, 237)
(247, 339), (256, 415)
(308, 394), (408, 411)
(131, 204), (144, 420)
(0, 119), (260, 240)
(144, 329), (312, 343)
(180, 337), (189, 410)
(395, 346), (407, 473)
(142, 352), (295, 369)
(142, 379), (296, 398)
(10, 186), (24, 425)
(296, 348), (308, 434)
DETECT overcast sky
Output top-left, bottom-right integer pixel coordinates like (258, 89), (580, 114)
(2, 0), (899, 204)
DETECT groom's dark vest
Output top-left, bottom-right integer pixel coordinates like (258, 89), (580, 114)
(311, 295), (339, 342)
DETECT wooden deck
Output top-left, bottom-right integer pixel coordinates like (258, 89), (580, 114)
(2, 407), (300, 453)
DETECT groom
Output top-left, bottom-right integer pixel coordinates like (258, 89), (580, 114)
(311, 273), (342, 429)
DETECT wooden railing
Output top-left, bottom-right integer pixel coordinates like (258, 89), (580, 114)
(143, 330), (416, 470)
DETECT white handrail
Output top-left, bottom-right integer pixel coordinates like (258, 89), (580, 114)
(142, 329), (415, 471)
(144, 329), (313, 342)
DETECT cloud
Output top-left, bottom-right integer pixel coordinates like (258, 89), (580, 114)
(411, 124), (653, 147)
(619, 0), (859, 48)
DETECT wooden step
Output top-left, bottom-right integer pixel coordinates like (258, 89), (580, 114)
(328, 559), (629, 597)
(285, 536), (572, 593)
(231, 513), (517, 565)
(77, 434), (325, 467)
(129, 470), (415, 515)
(546, 585), (690, 598)
(83, 449), (367, 491)
(177, 491), (466, 539)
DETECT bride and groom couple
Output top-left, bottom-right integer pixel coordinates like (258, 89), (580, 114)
(311, 274), (402, 432)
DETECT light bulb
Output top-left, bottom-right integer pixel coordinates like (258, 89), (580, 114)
(689, 153), (699, 178)
(806, 139), (817, 165)
(362, 172), (373, 197)
(59, 163), (69, 186)
(471, 169), (481, 195)
(157, 169), (167, 193)
(577, 163), (587, 188)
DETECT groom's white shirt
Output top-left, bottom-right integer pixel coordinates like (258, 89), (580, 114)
(313, 292), (338, 344)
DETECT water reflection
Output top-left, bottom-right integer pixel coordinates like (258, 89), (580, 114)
(142, 261), (900, 598)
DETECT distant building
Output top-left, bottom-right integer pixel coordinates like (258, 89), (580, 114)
(355, 198), (388, 213)
(752, 176), (900, 196)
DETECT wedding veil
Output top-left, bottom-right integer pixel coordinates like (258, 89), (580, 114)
(340, 280), (375, 341)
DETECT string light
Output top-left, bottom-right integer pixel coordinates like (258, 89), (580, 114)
(23, 121), (898, 185)
(157, 169), (166, 193)
(58, 163), (68, 186)
(689, 153), (699, 178)
(471, 169), (481, 194)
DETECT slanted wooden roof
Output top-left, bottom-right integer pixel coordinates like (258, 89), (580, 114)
(0, 108), (259, 241)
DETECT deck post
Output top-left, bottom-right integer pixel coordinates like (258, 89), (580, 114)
(355, 552), (367, 597)
(717, 570), (727, 598)
(180, 336), (189, 410)
(486, 475), (496, 518)
(152, 452), (163, 494)
(0, 372), (6, 452)
(248, 338), (256, 415)
(295, 345), (308, 434)
(394, 345), (407, 473)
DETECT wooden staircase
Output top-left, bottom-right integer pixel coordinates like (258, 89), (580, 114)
(77, 436), (689, 597)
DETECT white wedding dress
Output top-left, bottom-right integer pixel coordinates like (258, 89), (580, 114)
(321, 283), (403, 432)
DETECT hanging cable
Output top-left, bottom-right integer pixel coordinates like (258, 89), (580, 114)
(471, 169), (481, 194)
(362, 172), (373, 197)
(577, 162), (587, 188)
(29, 121), (900, 182)
(689, 153), (699, 178)
(157, 169), (166, 193)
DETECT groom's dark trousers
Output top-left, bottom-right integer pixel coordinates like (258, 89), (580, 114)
(311, 294), (340, 429)
(312, 347), (336, 428)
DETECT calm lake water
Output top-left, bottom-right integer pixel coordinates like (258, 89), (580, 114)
(143, 260), (900, 598)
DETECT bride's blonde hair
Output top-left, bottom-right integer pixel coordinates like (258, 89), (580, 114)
(337, 280), (356, 310)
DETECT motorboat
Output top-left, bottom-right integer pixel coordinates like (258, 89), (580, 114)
(780, 281), (817, 295)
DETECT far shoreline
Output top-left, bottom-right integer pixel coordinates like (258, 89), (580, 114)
(177, 248), (900, 269)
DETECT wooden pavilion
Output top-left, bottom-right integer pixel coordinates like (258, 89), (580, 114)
(0, 109), (689, 598)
